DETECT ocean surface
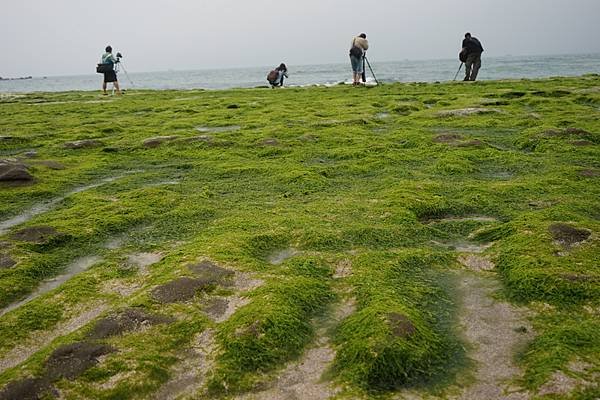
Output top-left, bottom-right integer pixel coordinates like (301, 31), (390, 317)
(1, 54), (599, 93)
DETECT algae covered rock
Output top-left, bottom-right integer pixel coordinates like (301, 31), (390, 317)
(63, 139), (103, 149)
(0, 159), (34, 182)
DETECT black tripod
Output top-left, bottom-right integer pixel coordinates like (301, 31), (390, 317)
(361, 54), (380, 85)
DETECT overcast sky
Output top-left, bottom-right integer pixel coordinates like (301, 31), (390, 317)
(1, 0), (600, 77)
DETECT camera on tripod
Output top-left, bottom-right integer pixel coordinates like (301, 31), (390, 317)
(116, 52), (123, 61)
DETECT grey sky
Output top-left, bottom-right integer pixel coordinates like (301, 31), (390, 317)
(1, 0), (599, 77)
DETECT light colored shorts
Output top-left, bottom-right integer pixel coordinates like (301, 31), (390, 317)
(350, 55), (363, 73)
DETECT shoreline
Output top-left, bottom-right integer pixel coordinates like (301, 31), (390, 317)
(1, 74), (599, 96)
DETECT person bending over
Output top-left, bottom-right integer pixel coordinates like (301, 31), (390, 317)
(349, 33), (369, 86)
(461, 33), (484, 81)
(267, 63), (288, 88)
(100, 46), (121, 95)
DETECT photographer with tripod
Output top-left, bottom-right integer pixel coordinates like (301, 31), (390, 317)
(99, 45), (122, 95)
(349, 33), (369, 86)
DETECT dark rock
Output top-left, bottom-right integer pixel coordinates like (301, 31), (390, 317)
(188, 260), (234, 284)
(88, 308), (174, 339)
(34, 160), (65, 170)
(387, 313), (417, 338)
(45, 342), (116, 380)
(142, 136), (179, 148)
(151, 277), (212, 304)
(0, 254), (16, 269)
(457, 139), (485, 147)
(0, 160), (34, 182)
(580, 169), (600, 177)
(186, 135), (212, 143)
(260, 138), (279, 146)
(0, 377), (54, 400)
(549, 223), (591, 248)
(204, 298), (229, 319)
(22, 151), (38, 158)
(10, 226), (61, 243)
(434, 133), (463, 143)
(226, 104), (240, 109)
(63, 139), (103, 149)
(560, 273), (599, 283)
(570, 140), (593, 146)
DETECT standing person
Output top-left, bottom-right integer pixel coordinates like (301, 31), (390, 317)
(461, 33), (484, 81)
(267, 63), (288, 88)
(349, 33), (369, 86)
(100, 46), (121, 95)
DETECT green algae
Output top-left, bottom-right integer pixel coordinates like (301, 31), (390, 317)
(0, 76), (599, 399)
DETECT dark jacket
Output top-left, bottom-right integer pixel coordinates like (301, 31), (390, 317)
(462, 37), (484, 55)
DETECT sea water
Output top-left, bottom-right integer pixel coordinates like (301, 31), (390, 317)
(1, 53), (598, 93)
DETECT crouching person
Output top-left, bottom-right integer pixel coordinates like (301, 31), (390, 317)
(267, 63), (288, 88)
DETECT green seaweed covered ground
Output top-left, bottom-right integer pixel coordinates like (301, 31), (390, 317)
(0, 76), (599, 399)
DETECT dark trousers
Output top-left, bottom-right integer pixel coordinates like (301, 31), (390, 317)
(465, 53), (482, 81)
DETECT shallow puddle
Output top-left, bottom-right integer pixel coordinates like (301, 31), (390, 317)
(267, 248), (299, 265)
(127, 252), (163, 268)
(432, 240), (492, 254)
(0, 174), (132, 236)
(0, 256), (102, 317)
(0, 303), (109, 374)
(196, 125), (241, 133)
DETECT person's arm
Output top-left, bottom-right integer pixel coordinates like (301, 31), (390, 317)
(363, 39), (369, 51)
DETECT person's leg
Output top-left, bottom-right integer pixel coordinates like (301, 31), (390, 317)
(464, 56), (473, 81)
(279, 75), (285, 87)
(113, 80), (121, 95)
(470, 55), (482, 81)
(102, 81), (107, 94)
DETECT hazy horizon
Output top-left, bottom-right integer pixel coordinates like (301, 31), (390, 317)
(2, 0), (600, 77)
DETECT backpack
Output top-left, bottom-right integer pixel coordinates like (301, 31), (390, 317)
(459, 49), (468, 63)
(350, 46), (363, 58)
(267, 70), (279, 82)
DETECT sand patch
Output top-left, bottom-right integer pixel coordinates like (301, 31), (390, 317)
(152, 329), (216, 400)
(453, 272), (533, 400)
(334, 259), (352, 279)
(203, 295), (250, 323)
(235, 297), (356, 400)
(458, 255), (495, 272)
(233, 272), (264, 292)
